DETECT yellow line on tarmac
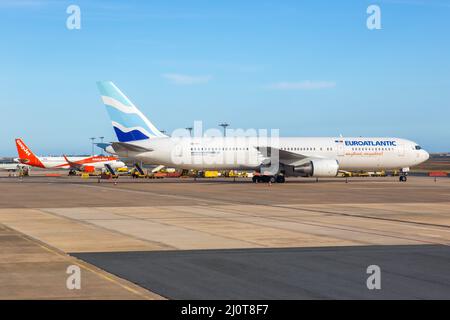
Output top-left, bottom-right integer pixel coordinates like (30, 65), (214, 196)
(16, 232), (159, 300)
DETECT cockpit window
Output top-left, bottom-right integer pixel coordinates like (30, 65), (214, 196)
(415, 145), (422, 150)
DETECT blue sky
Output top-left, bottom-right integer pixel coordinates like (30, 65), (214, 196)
(1, 0), (449, 155)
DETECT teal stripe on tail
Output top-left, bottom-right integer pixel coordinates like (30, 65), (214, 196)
(96, 81), (166, 142)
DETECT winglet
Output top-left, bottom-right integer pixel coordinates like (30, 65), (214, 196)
(63, 154), (72, 164)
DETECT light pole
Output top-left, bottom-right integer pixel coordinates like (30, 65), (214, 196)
(99, 136), (104, 155)
(219, 123), (229, 137)
(185, 127), (193, 137)
(90, 137), (96, 156)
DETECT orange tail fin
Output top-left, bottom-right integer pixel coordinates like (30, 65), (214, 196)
(15, 139), (45, 168)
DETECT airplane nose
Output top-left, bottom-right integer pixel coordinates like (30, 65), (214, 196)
(424, 151), (430, 161)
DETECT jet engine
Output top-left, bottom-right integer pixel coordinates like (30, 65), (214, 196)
(82, 165), (96, 173)
(294, 159), (339, 177)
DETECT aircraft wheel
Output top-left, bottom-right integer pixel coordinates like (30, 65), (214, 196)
(276, 175), (285, 183)
(269, 176), (276, 184)
(252, 176), (258, 183)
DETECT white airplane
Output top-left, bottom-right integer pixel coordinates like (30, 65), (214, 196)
(0, 158), (29, 172)
(15, 138), (126, 173)
(96, 81), (430, 183)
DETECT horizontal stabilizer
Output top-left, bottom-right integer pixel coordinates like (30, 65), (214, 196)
(111, 142), (153, 153)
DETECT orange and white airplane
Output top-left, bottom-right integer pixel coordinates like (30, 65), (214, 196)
(15, 138), (125, 172)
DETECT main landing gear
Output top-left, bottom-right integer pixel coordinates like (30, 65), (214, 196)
(252, 175), (285, 183)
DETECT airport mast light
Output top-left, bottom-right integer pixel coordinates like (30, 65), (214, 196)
(219, 123), (229, 137)
(99, 136), (104, 155)
(90, 137), (96, 156)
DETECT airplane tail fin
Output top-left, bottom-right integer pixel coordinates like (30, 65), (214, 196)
(15, 139), (45, 168)
(96, 81), (167, 142)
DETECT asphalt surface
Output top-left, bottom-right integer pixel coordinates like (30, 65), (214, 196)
(1, 176), (449, 208)
(2, 175), (449, 299)
(74, 244), (450, 300)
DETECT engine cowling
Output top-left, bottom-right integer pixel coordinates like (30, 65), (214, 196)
(294, 159), (339, 177)
(82, 165), (96, 173)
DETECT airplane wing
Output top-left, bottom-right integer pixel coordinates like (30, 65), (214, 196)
(111, 142), (153, 153)
(63, 155), (84, 171)
(256, 146), (322, 166)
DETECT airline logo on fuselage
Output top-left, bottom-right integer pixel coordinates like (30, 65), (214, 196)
(91, 157), (116, 162)
(344, 140), (397, 147)
(17, 140), (31, 156)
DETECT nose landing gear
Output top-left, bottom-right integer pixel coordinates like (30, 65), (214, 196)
(399, 167), (409, 182)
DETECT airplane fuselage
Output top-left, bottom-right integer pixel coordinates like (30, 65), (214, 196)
(33, 156), (125, 170)
(115, 136), (429, 174)
(95, 81), (430, 179)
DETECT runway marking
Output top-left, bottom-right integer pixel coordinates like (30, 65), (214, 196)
(419, 233), (443, 238)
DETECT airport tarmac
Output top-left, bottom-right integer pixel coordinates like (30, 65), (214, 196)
(0, 174), (449, 299)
